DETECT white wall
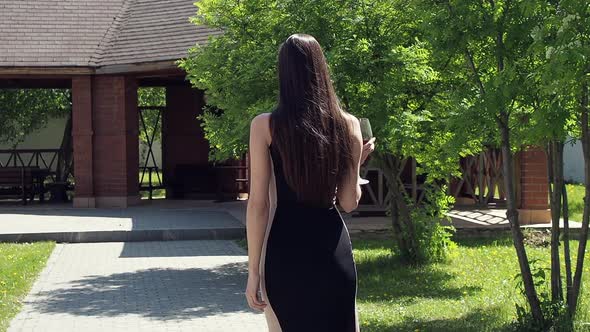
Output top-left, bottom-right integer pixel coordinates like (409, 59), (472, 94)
(139, 140), (163, 168)
(0, 116), (67, 150)
(564, 138), (584, 184)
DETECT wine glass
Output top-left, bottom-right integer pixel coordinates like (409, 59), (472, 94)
(359, 118), (373, 185)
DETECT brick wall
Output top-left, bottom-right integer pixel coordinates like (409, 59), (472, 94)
(162, 85), (212, 197)
(72, 75), (139, 207)
(72, 76), (94, 200)
(92, 75), (139, 198)
(518, 148), (549, 210)
(162, 84), (209, 168)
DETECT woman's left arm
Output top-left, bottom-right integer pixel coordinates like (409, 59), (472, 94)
(245, 113), (271, 311)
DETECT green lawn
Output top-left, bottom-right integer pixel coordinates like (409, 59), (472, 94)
(139, 171), (166, 199)
(0, 242), (55, 332)
(566, 183), (585, 223)
(354, 234), (590, 332)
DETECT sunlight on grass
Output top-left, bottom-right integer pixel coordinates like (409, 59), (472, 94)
(354, 236), (590, 332)
(0, 242), (54, 332)
(566, 183), (585, 223)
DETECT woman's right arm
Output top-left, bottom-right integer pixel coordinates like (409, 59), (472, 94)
(337, 116), (364, 213)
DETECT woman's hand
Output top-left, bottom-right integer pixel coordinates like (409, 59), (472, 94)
(245, 273), (267, 311)
(361, 137), (376, 164)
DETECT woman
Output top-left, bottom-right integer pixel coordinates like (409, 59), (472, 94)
(245, 33), (375, 332)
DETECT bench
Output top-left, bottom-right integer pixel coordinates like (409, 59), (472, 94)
(214, 165), (249, 201)
(0, 167), (36, 205)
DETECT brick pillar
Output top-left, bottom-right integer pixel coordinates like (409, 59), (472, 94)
(162, 85), (213, 198)
(72, 76), (95, 208)
(517, 147), (551, 224)
(92, 76), (140, 207)
(71, 75), (140, 208)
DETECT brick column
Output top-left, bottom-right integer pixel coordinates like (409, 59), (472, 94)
(162, 84), (213, 198)
(72, 76), (95, 208)
(517, 147), (551, 224)
(92, 75), (140, 207)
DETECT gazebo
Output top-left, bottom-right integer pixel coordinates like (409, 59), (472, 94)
(0, 0), (550, 223)
(0, 0), (241, 208)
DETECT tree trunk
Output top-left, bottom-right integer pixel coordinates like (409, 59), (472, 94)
(498, 113), (544, 324)
(547, 141), (564, 305)
(380, 153), (420, 263)
(572, 81), (590, 313)
(562, 183), (573, 321)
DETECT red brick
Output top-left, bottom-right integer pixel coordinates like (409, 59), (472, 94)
(72, 75), (139, 201)
(72, 76), (94, 198)
(518, 147), (549, 209)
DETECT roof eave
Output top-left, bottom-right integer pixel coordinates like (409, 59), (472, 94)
(0, 66), (95, 76)
(95, 60), (182, 75)
(0, 60), (185, 77)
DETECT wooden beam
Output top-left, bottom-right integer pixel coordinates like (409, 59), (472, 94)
(95, 61), (183, 75)
(0, 78), (71, 89)
(0, 67), (94, 75)
(0, 60), (183, 76)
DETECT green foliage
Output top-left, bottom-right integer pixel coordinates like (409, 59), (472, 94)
(416, 1), (570, 326)
(411, 185), (457, 263)
(512, 259), (573, 331)
(417, 0), (547, 151)
(181, 0), (467, 171)
(137, 87), (165, 144)
(138, 87), (165, 107)
(0, 89), (70, 146)
(181, 0), (462, 263)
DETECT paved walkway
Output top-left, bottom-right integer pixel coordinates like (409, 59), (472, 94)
(8, 240), (265, 332)
(0, 201), (246, 242)
(347, 208), (584, 231)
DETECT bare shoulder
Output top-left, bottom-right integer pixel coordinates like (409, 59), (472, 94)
(250, 113), (272, 144)
(340, 111), (361, 136)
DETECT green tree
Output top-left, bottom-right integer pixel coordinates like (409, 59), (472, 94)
(138, 87), (165, 144)
(181, 0), (461, 264)
(417, 0), (547, 325)
(0, 89), (72, 185)
(529, 0), (590, 325)
(0, 89), (70, 147)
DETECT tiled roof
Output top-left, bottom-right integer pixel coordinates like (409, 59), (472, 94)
(0, 0), (220, 69)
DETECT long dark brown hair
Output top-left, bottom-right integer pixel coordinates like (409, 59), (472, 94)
(270, 34), (354, 207)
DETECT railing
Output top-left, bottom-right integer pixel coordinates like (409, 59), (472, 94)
(356, 160), (425, 214)
(213, 156), (249, 200)
(0, 149), (73, 183)
(450, 149), (506, 206)
(357, 149), (506, 213)
(139, 166), (164, 200)
(138, 105), (164, 200)
(357, 167), (390, 212)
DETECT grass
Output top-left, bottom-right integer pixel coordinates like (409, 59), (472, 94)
(138, 171), (166, 199)
(139, 189), (166, 199)
(0, 242), (55, 332)
(354, 234), (590, 332)
(238, 234), (590, 331)
(566, 183), (585, 223)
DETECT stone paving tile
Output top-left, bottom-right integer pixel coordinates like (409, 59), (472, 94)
(8, 241), (265, 332)
(0, 207), (243, 234)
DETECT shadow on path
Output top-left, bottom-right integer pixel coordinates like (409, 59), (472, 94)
(32, 262), (254, 320)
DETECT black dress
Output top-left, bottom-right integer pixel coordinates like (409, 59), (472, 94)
(259, 144), (359, 332)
